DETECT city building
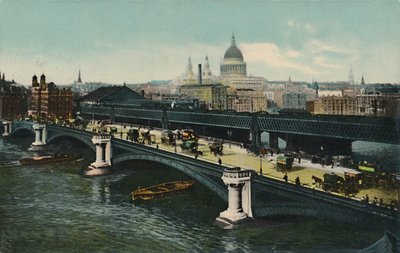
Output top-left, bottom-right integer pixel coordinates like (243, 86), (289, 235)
(179, 82), (227, 110)
(81, 85), (145, 106)
(282, 93), (308, 109)
(28, 74), (73, 120)
(356, 93), (400, 117)
(0, 74), (27, 119)
(160, 94), (201, 110)
(305, 100), (324, 114)
(320, 96), (358, 115)
(227, 89), (267, 112)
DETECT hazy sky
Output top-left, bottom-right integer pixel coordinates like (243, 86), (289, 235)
(0, 0), (399, 85)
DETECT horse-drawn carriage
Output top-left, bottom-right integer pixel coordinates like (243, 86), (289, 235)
(246, 145), (271, 156)
(137, 128), (155, 144)
(358, 162), (398, 190)
(209, 140), (223, 156)
(161, 130), (175, 146)
(180, 140), (203, 156)
(181, 129), (198, 141)
(276, 155), (294, 171)
(313, 172), (360, 196)
(127, 129), (139, 142)
(322, 173), (344, 193)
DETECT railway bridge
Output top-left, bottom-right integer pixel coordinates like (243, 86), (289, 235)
(81, 105), (400, 154)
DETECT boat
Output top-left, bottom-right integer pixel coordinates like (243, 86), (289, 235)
(19, 154), (78, 165)
(131, 180), (195, 201)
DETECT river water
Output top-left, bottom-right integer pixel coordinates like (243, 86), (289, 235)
(0, 137), (387, 252)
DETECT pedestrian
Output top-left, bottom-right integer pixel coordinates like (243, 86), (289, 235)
(379, 198), (384, 206)
(331, 162), (334, 168)
(295, 176), (300, 186)
(156, 144), (159, 149)
(195, 153), (198, 159)
(218, 158), (222, 166)
(298, 156), (301, 164)
(390, 200), (396, 210)
(365, 194), (369, 203)
(283, 173), (288, 183)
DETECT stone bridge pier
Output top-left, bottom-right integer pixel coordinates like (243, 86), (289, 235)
(2, 120), (12, 137)
(28, 123), (47, 151)
(215, 167), (253, 229)
(85, 134), (112, 176)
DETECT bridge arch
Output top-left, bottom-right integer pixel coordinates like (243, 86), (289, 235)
(113, 153), (227, 200)
(47, 132), (95, 152)
(11, 125), (35, 138)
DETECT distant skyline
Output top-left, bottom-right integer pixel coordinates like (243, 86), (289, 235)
(0, 0), (399, 85)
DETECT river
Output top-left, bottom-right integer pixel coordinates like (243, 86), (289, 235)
(0, 137), (386, 252)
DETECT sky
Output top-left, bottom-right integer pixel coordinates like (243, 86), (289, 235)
(0, 0), (399, 85)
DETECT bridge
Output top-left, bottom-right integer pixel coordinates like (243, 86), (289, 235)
(81, 104), (400, 154)
(2, 119), (399, 236)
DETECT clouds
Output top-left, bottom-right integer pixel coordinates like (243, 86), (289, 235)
(240, 37), (361, 81)
(241, 43), (316, 75)
(286, 19), (317, 35)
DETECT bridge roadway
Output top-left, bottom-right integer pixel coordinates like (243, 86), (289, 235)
(6, 120), (400, 235)
(81, 104), (400, 146)
(89, 121), (399, 207)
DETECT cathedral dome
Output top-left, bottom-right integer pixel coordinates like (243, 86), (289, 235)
(220, 34), (247, 78)
(223, 35), (243, 61)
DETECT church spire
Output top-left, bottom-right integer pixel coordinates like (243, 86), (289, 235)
(203, 55), (212, 80)
(361, 75), (365, 85)
(349, 66), (354, 85)
(185, 57), (195, 81)
(77, 69), (82, 83)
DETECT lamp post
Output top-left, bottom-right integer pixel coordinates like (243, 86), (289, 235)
(396, 174), (400, 211)
(227, 130), (232, 149)
(259, 154), (263, 176)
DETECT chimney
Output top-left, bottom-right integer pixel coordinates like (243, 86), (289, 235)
(198, 64), (202, 85)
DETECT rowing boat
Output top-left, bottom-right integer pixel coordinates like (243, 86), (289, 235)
(131, 180), (195, 201)
(19, 154), (78, 165)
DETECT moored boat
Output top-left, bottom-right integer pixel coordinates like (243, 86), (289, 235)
(131, 180), (195, 201)
(19, 154), (78, 165)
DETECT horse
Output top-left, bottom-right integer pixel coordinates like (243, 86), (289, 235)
(312, 175), (323, 188)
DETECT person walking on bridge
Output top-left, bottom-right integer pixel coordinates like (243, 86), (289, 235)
(283, 173), (288, 183)
(295, 176), (301, 186)
(218, 158), (222, 166)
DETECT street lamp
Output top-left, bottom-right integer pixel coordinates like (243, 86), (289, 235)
(227, 130), (232, 149)
(396, 174), (400, 211)
(259, 153), (263, 176)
